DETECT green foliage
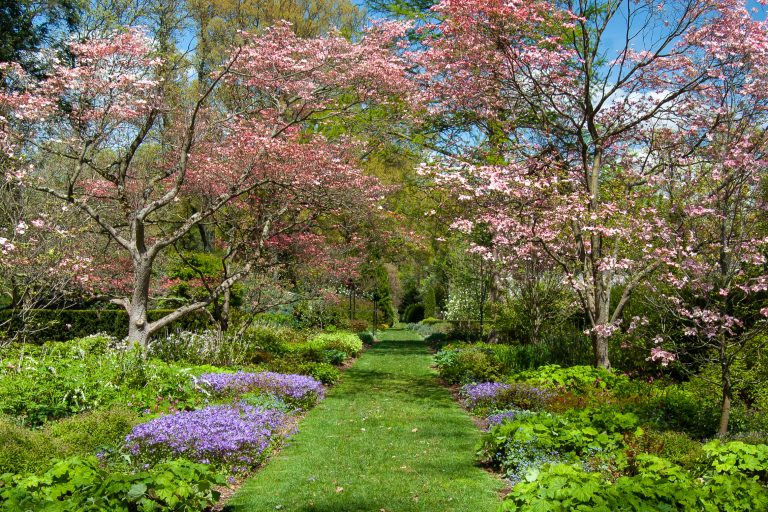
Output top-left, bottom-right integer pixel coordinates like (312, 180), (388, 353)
(434, 345), (499, 384)
(239, 392), (294, 413)
(626, 429), (704, 470)
(357, 331), (375, 345)
(0, 416), (54, 475)
(299, 362), (342, 386)
(481, 408), (639, 478)
(501, 457), (768, 512)
(0, 456), (225, 511)
(310, 332), (363, 356)
(631, 385), (721, 438)
(0, 336), (202, 426)
(703, 440), (768, 483)
(0, 407), (141, 475)
(512, 364), (629, 393)
(402, 303), (425, 323)
(0, 309), (209, 342)
(349, 319), (369, 332)
(149, 325), (311, 366)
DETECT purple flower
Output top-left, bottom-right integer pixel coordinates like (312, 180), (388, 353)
(461, 382), (512, 409)
(461, 382), (553, 411)
(125, 403), (292, 471)
(487, 410), (519, 427)
(198, 371), (325, 405)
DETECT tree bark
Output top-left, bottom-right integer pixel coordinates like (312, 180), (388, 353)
(718, 345), (732, 436)
(591, 330), (611, 369)
(126, 256), (153, 350)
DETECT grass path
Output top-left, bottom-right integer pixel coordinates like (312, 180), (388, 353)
(224, 328), (503, 512)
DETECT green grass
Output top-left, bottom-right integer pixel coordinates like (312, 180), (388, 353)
(225, 328), (503, 512)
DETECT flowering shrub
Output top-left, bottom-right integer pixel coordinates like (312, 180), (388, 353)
(461, 382), (553, 413)
(125, 404), (290, 472)
(198, 371), (324, 408)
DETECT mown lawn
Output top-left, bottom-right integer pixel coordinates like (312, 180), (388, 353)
(225, 328), (503, 512)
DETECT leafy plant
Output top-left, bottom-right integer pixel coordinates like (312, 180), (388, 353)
(480, 407), (639, 478)
(0, 456), (225, 511)
(511, 364), (629, 393)
(703, 440), (768, 483)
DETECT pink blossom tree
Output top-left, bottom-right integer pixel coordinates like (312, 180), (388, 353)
(416, 0), (768, 368)
(0, 23), (413, 349)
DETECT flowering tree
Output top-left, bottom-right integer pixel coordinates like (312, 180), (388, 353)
(416, 0), (768, 368)
(656, 16), (768, 431)
(0, 23), (413, 349)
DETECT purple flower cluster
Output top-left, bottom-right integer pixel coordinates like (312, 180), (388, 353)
(461, 382), (512, 409)
(125, 404), (290, 471)
(461, 382), (553, 411)
(199, 371), (325, 403)
(487, 410), (520, 427)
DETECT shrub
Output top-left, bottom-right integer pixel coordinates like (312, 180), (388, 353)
(0, 407), (141, 475)
(299, 362), (341, 385)
(434, 345), (500, 384)
(321, 349), (348, 365)
(626, 429), (703, 470)
(0, 456), (225, 511)
(125, 404), (290, 472)
(310, 332), (363, 356)
(357, 332), (375, 345)
(46, 407), (141, 458)
(511, 364), (629, 393)
(630, 385), (720, 438)
(349, 319), (369, 332)
(0, 416), (53, 475)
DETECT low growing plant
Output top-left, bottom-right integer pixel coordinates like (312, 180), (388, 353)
(0, 456), (225, 511)
(125, 403), (291, 472)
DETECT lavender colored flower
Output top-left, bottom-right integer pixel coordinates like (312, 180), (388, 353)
(125, 403), (291, 471)
(198, 371), (325, 405)
(461, 382), (553, 412)
(487, 410), (520, 427)
(461, 382), (512, 409)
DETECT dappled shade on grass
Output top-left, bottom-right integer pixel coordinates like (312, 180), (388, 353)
(225, 329), (502, 512)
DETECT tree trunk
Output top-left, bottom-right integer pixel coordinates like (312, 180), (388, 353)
(127, 257), (153, 351)
(591, 330), (611, 369)
(220, 287), (231, 332)
(591, 268), (612, 368)
(718, 352), (732, 436)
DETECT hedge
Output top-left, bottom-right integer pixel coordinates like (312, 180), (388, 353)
(0, 309), (210, 342)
